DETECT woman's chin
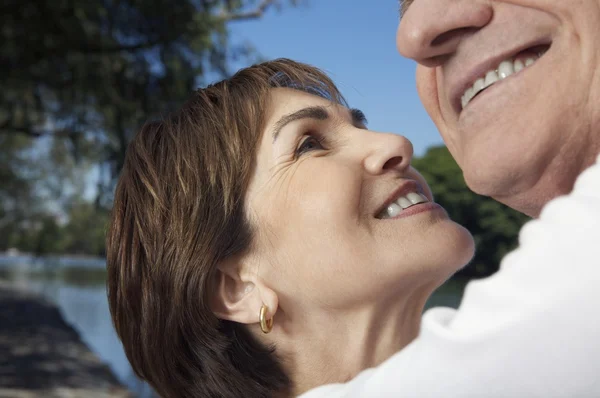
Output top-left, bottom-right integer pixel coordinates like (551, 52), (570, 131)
(427, 222), (476, 278)
(454, 224), (476, 266)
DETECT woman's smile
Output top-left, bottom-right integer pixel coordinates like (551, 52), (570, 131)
(375, 179), (430, 219)
(379, 201), (444, 220)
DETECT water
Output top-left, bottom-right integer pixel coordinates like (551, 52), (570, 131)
(0, 256), (466, 397)
(0, 257), (157, 398)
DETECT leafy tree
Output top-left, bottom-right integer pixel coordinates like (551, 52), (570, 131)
(0, 0), (297, 253)
(34, 215), (68, 255)
(61, 200), (110, 256)
(0, 134), (44, 251)
(413, 146), (530, 277)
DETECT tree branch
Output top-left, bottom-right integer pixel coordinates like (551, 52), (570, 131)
(73, 39), (166, 54)
(219, 0), (278, 21)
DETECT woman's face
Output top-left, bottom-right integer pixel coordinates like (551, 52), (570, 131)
(244, 88), (474, 314)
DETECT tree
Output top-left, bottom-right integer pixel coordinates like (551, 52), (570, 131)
(0, 0), (298, 253)
(61, 200), (110, 256)
(412, 146), (530, 277)
(0, 134), (43, 251)
(1, 0), (298, 201)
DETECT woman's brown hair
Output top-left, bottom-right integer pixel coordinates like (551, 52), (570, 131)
(106, 59), (346, 397)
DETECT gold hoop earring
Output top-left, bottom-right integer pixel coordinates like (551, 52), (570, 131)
(259, 304), (273, 334)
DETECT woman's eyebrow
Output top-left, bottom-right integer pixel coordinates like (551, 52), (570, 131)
(272, 106), (329, 142)
(271, 106), (368, 142)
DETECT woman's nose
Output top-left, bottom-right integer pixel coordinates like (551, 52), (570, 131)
(396, 0), (493, 67)
(363, 132), (414, 176)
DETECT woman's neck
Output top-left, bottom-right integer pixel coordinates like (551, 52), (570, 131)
(276, 284), (433, 395)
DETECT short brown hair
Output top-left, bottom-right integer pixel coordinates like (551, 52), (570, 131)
(106, 59), (346, 397)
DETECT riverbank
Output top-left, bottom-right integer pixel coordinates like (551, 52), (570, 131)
(0, 279), (133, 398)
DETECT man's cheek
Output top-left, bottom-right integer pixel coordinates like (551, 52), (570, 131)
(416, 66), (443, 122)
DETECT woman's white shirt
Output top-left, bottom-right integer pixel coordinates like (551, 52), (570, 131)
(300, 154), (600, 398)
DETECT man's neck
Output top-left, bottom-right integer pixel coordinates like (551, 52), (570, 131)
(495, 147), (599, 218)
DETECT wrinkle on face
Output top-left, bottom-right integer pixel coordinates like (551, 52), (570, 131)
(404, 0), (600, 214)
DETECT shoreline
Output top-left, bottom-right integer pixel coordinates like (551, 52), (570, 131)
(0, 279), (133, 398)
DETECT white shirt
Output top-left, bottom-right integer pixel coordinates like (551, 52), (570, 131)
(300, 154), (600, 398)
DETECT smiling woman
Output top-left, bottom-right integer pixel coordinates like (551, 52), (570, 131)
(106, 58), (474, 397)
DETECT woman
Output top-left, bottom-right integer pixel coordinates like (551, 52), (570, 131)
(106, 58), (474, 397)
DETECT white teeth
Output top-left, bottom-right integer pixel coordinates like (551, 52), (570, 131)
(384, 203), (402, 218)
(461, 50), (546, 110)
(397, 197), (412, 209)
(395, 192), (428, 210)
(473, 78), (485, 93)
(514, 59), (524, 73)
(377, 192), (430, 219)
(497, 60), (514, 79)
(484, 71), (498, 88)
(461, 87), (475, 109)
(406, 192), (426, 205)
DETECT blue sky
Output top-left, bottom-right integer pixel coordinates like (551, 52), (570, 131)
(224, 0), (443, 156)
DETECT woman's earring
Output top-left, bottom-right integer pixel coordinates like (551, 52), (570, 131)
(259, 304), (273, 334)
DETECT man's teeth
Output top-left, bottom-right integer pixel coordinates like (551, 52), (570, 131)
(461, 52), (544, 110)
(379, 193), (428, 219)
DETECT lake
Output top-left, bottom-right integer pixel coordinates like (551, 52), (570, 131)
(0, 255), (466, 397)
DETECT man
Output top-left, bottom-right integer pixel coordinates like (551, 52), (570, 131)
(396, 0), (599, 218)
(301, 1), (600, 396)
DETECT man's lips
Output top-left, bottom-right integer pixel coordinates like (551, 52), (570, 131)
(450, 40), (552, 115)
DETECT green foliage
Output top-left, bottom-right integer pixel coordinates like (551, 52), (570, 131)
(1, 0), (296, 205)
(1, 201), (108, 256)
(61, 201), (110, 256)
(413, 146), (530, 277)
(0, 0), (295, 255)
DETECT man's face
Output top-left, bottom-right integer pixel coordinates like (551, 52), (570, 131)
(396, 0), (600, 216)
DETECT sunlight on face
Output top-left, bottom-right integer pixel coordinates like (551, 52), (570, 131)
(244, 88), (474, 315)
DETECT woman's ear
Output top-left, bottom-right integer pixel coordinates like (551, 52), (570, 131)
(211, 260), (278, 325)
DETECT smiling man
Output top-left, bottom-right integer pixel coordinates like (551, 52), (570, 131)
(300, 1), (600, 397)
(396, 0), (600, 217)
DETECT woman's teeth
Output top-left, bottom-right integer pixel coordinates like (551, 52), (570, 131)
(461, 51), (545, 110)
(378, 192), (429, 219)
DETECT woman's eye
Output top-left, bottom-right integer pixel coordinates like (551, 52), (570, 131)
(295, 135), (324, 157)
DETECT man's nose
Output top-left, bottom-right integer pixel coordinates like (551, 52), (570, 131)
(396, 0), (493, 67)
(363, 131), (414, 176)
